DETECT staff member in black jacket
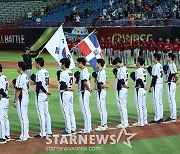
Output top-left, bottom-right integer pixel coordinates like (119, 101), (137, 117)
(22, 47), (39, 80)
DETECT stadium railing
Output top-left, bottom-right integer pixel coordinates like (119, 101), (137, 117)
(0, 19), (179, 28)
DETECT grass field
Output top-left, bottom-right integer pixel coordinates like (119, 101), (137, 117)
(1, 51), (180, 153)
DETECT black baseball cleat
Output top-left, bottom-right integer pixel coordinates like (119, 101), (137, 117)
(165, 117), (176, 122)
(34, 134), (46, 138)
(5, 136), (11, 142)
(0, 139), (7, 144)
(156, 119), (163, 124)
(148, 120), (157, 124)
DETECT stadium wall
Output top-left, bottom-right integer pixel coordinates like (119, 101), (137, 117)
(0, 27), (179, 51)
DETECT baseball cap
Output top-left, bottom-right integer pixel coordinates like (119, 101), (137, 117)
(24, 47), (31, 51)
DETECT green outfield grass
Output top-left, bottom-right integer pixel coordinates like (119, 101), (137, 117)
(1, 51), (180, 154)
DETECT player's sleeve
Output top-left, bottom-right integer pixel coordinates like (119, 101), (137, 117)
(97, 70), (106, 84)
(81, 68), (89, 81)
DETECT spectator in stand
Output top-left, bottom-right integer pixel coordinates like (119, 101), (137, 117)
(133, 37), (140, 65)
(124, 36), (132, 66)
(163, 38), (173, 64)
(100, 37), (107, 62)
(27, 11), (32, 20)
(113, 37), (120, 58)
(119, 38), (125, 65)
(106, 37), (113, 65)
(157, 38), (165, 65)
(172, 38), (180, 67)
(66, 0), (71, 9)
(147, 38), (156, 66)
(40, 7), (45, 16)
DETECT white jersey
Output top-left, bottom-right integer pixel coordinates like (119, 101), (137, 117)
(15, 73), (29, 97)
(58, 69), (73, 92)
(96, 69), (107, 91)
(0, 74), (9, 96)
(165, 62), (177, 83)
(135, 67), (147, 88)
(36, 69), (49, 93)
(115, 66), (128, 90)
(151, 62), (163, 84)
(78, 67), (90, 92)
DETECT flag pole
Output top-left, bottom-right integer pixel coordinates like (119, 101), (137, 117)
(32, 23), (65, 64)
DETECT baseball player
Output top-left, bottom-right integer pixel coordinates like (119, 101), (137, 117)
(141, 36), (148, 66)
(131, 57), (147, 127)
(119, 38), (125, 65)
(13, 61), (29, 141)
(75, 57), (92, 133)
(147, 38), (156, 66)
(148, 53), (163, 124)
(163, 38), (172, 65)
(106, 37), (113, 65)
(22, 47), (39, 80)
(172, 38), (180, 67)
(31, 58), (52, 138)
(157, 38), (164, 65)
(100, 37), (107, 62)
(57, 58), (76, 136)
(93, 59), (108, 131)
(133, 37), (140, 65)
(0, 64), (10, 144)
(113, 38), (120, 58)
(124, 37), (132, 66)
(112, 57), (129, 128)
(164, 53), (178, 121)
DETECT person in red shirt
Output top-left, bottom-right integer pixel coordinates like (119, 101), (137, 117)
(133, 37), (140, 65)
(113, 37), (120, 58)
(147, 38), (156, 66)
(141, 36), (148, 66)
(124, 37), (132, 66)
(172, 38), (180, 67)
(75, 35), (82, 58)
(156, 38), (164, 65)
(119, 38), (125, 64)
(100, 37), (107, 62)
(106, 37), (113, 65)
(163, 38), (172, 65)
(67, 38), (74, 56)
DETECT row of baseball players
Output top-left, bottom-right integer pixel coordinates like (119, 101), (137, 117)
(0, 52), (178, 144)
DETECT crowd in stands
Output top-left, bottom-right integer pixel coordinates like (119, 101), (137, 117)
(97, 0), (179, 22)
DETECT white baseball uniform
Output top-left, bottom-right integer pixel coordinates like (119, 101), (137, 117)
(15, 73), (29, 140)
(59, 69), (76, 133)
(0, 74), (10, 139)
(95, 69), (107, 126)
(134, 67), (147, 126)
(151, 63), (163, 121)
(78, 67), (91, 132)
(35, 69), (52, 137)
(115, 66), (129, 127)
(165, 62), (178, 119)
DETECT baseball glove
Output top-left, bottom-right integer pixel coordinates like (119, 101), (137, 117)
(56, 70), (62, 81)
(12, 78), (16, 87)
(163, 65), (169, 74)
(130, 72), (135, 81)
(30, 74), (36, 82)
(92, 72), (97, 79)
(147, 66), (152, 76)
(113, 68), (118, 76)
(74, 71), (80, 79)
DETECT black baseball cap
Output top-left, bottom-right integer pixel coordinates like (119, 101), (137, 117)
(24, 47), (31, 51)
